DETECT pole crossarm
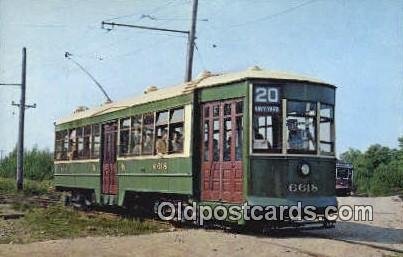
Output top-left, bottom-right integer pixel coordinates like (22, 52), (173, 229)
(11, 101), (36, 109)
(0, 83), (22, 86)
(102, 21), (190, 35)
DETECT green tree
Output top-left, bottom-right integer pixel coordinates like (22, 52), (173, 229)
(340, 137), (403, 196)
(0, 146), (53, 180)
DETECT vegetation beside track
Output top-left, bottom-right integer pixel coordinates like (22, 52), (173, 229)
(0, 147), (53, 180)
(3, 205), (168, 244)
(0, 202), (170, 244)
(0, 178), (170, 244)
(0, 177), (51, 195)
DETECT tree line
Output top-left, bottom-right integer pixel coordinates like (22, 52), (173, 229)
(340, 137), (403, 196)
(0, 146), (53, 180)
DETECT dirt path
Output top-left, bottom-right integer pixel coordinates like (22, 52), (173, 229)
(0, 196), (402, 257)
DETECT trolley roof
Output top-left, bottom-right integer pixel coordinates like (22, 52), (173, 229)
(56, 66), (333, 125)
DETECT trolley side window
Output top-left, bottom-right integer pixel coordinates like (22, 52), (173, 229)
(155, 111), (169, 155)
(142, 113), (155, 155)
(91, 124), (101, 159)
(320, 103), (334, 154)
(169, 108), (184, 154)
(55, 130), (68, 160)
(68, 128), (78, 160)
(76, 127), (84, 158)
(119, 118), (131, 156)
(286, 101), (317, 153)
(114, 106), (185, 157)
(82, 125), (91, 159)
(130, 115), (142, 156)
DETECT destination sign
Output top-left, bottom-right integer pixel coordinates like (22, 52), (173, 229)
(253, 85), (281, 114)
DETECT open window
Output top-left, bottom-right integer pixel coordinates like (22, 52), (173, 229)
(130, 115), (142, 155)
(119, 118), (130, 156)
(82, 125), (91, 159)
(155, 111), (169, 155)
(91, 124), (100, 158)
(142, 113), (154, 155)
(76, 127), (84, 158)
(68, 128), (77, 160)
(55, 130), (68, 160)
(169, 108), (184, 154)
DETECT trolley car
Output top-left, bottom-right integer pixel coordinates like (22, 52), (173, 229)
(54, 66), (337, 228)
(336, 161), (354, 196)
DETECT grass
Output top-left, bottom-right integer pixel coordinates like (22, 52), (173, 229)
(1, 204), (168, 244)
(16, 205), (167, 243)
(0, 177), (170, 244)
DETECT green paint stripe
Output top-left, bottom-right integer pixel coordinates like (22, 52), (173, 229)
(118, 173), (192, 177)
(55, 174), (100, 176)
(122, 188), (192, 194)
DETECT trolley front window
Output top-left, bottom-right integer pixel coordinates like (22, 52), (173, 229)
(286, 101), (317, 153)
(320, 104), (334, 154)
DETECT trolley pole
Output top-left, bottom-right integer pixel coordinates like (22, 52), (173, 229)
(185, 0), (198, 82)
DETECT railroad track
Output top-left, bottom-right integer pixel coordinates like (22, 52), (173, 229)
(0, 193), (61, 207)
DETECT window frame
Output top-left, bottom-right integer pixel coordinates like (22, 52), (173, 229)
(91, 124), (101, 159)
(319, 103), (335, 155)
(54, 130), (68, 161)
(168, 107), (185, 154)
(118, 117), (131, 156)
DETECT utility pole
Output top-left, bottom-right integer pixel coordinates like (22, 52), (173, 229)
(185, 0), (198, 82)
(16, 47), (27, 191)
(101, 0), (199, 82)
(10, 47), (36, 191)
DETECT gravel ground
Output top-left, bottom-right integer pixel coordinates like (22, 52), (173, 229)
(0, 196), (402, 257)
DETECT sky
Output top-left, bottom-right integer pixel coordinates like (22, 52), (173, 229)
(0, 0), (402, 157)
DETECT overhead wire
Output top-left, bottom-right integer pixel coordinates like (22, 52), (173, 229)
(73, 1), (190, 61)
(225, 0), (320, 29)
(102, 1), (175, 22)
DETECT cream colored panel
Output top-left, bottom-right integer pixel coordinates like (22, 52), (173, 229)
(183, 104), (192, 156)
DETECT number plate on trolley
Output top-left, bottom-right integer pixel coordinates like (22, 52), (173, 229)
(288, 183), (318, 193)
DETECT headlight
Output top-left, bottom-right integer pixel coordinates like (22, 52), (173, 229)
(300, 163), (310, 176)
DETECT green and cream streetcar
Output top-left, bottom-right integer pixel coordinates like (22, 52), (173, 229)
(54, 66), (337, 227)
